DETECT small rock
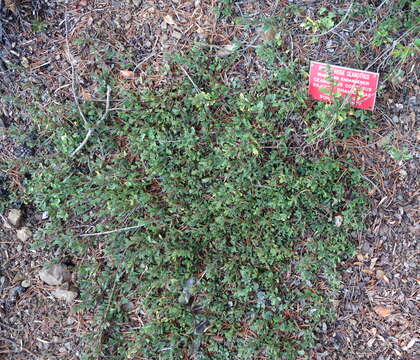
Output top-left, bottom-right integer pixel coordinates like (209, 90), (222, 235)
(39, 264), (71, 286)
(51, 288), (78, 303)
(375, 270), (385, 280)
(16, 226), (32, 241)
(334, 215), (343, 227)
(66, 317), (76, 325)
(7, 208), (22, 227)
(395, 103), (404, 111)
(171, 30), (182, 40)
(0, 118), (5, 128)
(21, 280), (31, 288)
(21, 57), (29, 68)
(52, 336), (61, 343)
(164, 15), (176, 26)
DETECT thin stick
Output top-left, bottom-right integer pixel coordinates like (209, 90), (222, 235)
(65, 13), (112, 158)
(70, 128), (93, 158)
(133, 52), (156, 72)
(78, 223), (147, 237)
(301, 1), (354, 38)
(360, 173), (382, 194)
(179, 65), (201, 92)
(70, 85), (112, 158)
(98, 86), (112, 123)
(65, 13), (88, 126)
(365, 25), (418, 71)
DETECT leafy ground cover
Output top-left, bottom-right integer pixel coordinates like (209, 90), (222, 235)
(0, 1), (418, 359)
(24, 47), (369, 359)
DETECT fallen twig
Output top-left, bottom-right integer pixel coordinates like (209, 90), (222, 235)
(78, 223), (147, 237)
(179, 65), (201, 93)
(70, 85), (112, 158)
(365, 25), (419, 71)
(360, 173), (382, 194)
(300, 1), (354, 38)
(64, 13), (112, 158)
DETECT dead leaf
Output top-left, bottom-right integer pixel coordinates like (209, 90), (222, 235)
(196, 26), (205, 34)
(86, 16), (94, 27)
(216, 44), (235, 57)
(377, 132), (393, 147)
(259, 27), (277, 42)
(373, 305), (392, 317)
(367, 337), (376, 347)
(362, 269), (373, 274)
(369, 257), (378, 269)
(356, 253), (365, 262)
(120, 70), (135, 79)
(368, 187), (377, 196)
(213, 335), (224, 343)
(402, 337), (417, 351)
(375, 269), (389, 283)
(164, 15), (176, 25)
(81, 89), (92, 100)
(79, 0), (88, 6)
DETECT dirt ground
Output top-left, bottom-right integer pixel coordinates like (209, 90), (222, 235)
(0, 0), (418, 359)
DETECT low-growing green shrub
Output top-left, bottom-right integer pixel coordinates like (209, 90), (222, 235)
(21, 47), (368, 359)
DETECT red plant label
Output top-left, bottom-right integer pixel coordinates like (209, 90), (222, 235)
(308, 61), (379, 111)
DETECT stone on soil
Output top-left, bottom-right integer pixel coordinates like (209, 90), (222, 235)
(16, 226), (32, 241)
(7, 208), (22, 227)
(21, 279), (31, 288)
(39, 264), (71, 286)
(51, 288), (78, 303)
